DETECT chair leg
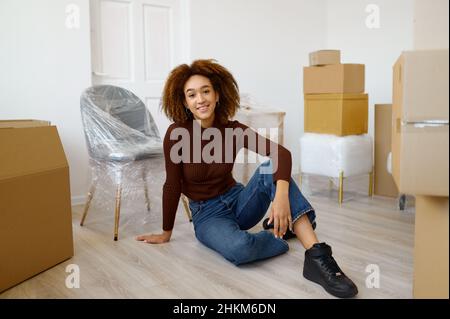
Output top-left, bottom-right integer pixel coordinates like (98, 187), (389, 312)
(338, 171), (344, 205)
(329, 177), (334, 190)
(181, 195), (192, 222)
(399, 194), (406, 211)
(80, 181), (97, 226)
(114, 183), (122, 241)
(368, 169), (374, 197)
(243, 149), (249, 185)
(143, 171), (150, 212)
(298, 171), (302, 189)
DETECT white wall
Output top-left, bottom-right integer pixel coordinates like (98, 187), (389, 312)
(0, 0), (92, 203)
(190, 0), (415, 173)
(326, 0), (414, 137)
(1, 0), (421, 202)
(414, 0), (449, 49)
(190, 0), (328, 174)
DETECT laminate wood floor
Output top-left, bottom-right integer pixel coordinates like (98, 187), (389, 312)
(1, 174), (415, 299)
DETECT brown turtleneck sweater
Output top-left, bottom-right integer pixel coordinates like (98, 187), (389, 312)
(162, 119), (292, 231)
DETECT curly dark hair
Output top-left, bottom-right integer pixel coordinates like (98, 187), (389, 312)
(161, 59), (240, 125)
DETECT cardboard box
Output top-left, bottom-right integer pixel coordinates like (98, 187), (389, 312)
(304, 93), (368, 136)
(0, 120), (73, 293)
(0, 119), (51, 128)
(413, 196), (449, 299)
(392, 49), (449, 196)
(393, 50), (449, 122)
(374, 104), (399, 198)
(303, 64), (365, 94)
(309, 50), (341, 66)
(391, 121), (448, 196)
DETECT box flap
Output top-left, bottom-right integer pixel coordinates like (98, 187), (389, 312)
(304, 93), (368, 100)
(0, 126), (68, 181)
(0, 119), (51, 129)
(310, 49), (341, 54)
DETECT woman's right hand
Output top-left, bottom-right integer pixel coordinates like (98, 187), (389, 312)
(136, 230), (172, 244)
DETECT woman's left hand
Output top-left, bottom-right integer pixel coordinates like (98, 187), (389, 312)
(268, 190), (292, 239)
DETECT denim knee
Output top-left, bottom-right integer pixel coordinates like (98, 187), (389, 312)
(226, 233), (289, 266)
(224, 235), (258, 266)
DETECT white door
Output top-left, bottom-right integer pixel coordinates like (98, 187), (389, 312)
(90, 0), (189, 137)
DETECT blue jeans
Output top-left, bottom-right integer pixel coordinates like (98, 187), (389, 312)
(189, 160), (316, 266)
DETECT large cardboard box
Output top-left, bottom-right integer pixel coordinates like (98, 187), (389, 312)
(374, 104), (399, 198)
(0, 120), (74, 293)
(304, 93), (368, 136)
(392, 49), (449, 196)
(413, 196), (449, 299)
(392, 50), (448, 122)
(309, 50), (341, 66)
(391, 122), (448, 196)
(303, 64), (365, 94)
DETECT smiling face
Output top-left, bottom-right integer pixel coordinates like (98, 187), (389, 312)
(183, 74), (219, 127)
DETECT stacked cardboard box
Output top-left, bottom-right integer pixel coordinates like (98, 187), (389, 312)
(391, 49), (449, 298)
(374, 104), (399, 198)
(0, 120), (74, 293)
(413, 196), (448, 299)
(303, 50), (368, 136)
(300, 51), (372, 204)
(309, 50), (341, 66)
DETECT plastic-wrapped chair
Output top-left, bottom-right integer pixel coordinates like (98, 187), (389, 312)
(80, 85), (164, 241)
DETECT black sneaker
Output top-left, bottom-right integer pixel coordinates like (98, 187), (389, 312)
(303, 243), (358, 298)
(262, 217), (316, 240)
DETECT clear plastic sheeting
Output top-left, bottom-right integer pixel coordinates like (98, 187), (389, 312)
(387, 151), (393, 174)
(86, 158), (165, 228)
(80, 85), (165, 228)
(237, 93), (286, 145)
(299, 133), (373, 178)
(232, 95), (286, 184)
(81, 85), (163, 161)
